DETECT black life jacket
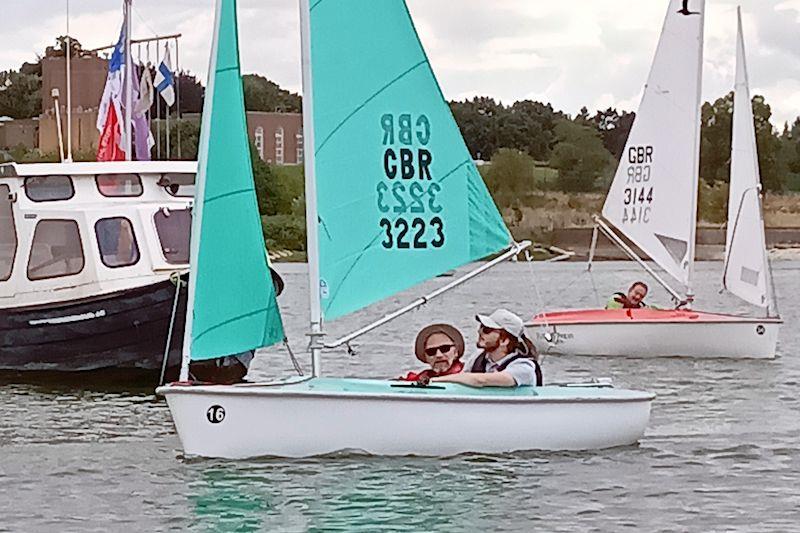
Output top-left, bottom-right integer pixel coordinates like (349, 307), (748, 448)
(470, 351), (543, 387)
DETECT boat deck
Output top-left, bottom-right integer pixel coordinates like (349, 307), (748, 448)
(529, 308), (781, 325)
(158, 377), (654, 402)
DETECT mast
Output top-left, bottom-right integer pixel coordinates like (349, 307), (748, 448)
(685, 1), (706, 307)
(299, 0), (323, 377)
(124, 0), (133, 160)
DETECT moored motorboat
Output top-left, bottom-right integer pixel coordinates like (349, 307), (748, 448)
(0, 160), (194, 373)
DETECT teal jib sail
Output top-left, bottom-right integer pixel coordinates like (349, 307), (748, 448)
(310, 0), (512, 320)
(186, 0), (284, 361)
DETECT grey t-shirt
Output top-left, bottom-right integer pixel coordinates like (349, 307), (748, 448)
(461, 350), (538, 386)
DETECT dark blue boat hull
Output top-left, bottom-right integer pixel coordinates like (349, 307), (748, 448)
(0, 278), (186, 374)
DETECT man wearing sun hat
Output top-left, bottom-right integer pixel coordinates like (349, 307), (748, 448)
(433, 309), (541, 388)
(397, 324), (465, 382)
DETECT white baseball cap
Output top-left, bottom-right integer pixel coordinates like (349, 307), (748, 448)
(475, 309), (525, 340)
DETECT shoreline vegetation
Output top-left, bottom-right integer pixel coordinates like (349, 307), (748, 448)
(2, 66), (799, 259)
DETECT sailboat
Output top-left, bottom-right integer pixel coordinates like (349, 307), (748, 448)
(157, 0), (653, 459)
(528, 1), (781, 359)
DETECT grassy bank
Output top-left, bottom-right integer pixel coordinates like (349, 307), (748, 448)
(257, 162), (800, 256)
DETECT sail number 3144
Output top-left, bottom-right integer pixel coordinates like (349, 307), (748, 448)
(622, 145), (654, 224)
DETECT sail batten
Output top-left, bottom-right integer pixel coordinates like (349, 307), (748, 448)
(601, 0), (705, 289)
(183, 0), (284, 366)
(723, 8), (770, 309)
(309, 0), (511, 321)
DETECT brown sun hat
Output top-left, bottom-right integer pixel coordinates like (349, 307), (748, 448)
(414, 324), (465, 363)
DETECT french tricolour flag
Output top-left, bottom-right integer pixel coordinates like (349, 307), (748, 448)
(96, 23), (126, 161)
(155, 45), (175, 108)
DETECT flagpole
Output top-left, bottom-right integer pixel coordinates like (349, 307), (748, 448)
(65, 0), (73, 162)
(175, 36), (181, 159)
(156, 43), (161, 159)
(124, 0), (133, 160)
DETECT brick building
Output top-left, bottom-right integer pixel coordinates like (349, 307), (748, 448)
(39, 52), (108, 154)
(246, 112), (303, 165)
(36, 51), (304, 162)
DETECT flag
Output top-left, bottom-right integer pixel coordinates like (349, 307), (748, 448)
(131, 64), (154, 161)
(155, 45), (175, 108)
(97, 22), (126, 161)
(97, 101), (125, 161)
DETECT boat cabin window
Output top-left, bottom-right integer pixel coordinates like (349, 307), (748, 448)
(96, 173), (143, 197)
(24, 176), (75, 202)
(27, 220), (85, 280)
(154, 208), (191, 264)
(159, 173), (195, 197)
(95, 217), (140, 268)
(0, 184), (16, 281)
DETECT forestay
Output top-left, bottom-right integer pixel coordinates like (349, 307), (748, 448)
(602, 0), (705, 287)
(309, 0), (512, 320)
(723, 9), (770, 308)
(182, 0), (284, 367)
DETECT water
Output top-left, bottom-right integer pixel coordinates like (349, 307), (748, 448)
(1, 261), (798, 532)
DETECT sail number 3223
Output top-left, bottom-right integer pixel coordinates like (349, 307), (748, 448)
(377, 112), (446, 249)
(380, 216), (444, 249)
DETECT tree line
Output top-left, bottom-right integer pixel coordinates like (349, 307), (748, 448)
(2, 38), (799, 195)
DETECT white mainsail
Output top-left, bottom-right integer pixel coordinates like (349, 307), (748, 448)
(723, 8), (770, 308)
(602, 0), (705, 289)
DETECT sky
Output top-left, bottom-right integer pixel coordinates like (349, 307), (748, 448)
(3, 0), (800, 126)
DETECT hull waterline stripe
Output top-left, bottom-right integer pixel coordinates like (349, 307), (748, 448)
(28, 310), (106, 326)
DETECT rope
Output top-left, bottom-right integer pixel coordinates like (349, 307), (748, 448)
(283, 338), (304, 376)
(159, 272), (185, 386)
(588, 266), (602, 308)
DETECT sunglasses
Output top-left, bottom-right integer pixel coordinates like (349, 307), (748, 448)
(424, 344), (455, 357)
(479, 325), (499, 334)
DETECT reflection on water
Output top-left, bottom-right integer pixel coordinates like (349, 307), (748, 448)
(1, 262), (799, 531)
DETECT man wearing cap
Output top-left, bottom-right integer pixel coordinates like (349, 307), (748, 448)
(433, 309), (541, 388)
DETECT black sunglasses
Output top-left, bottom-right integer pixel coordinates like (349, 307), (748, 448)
(479, 325), (499, 334)
(424, 344), (455, 357)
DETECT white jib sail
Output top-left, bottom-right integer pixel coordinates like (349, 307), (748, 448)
(602, 0), (705, 288)
(723, 8), (770, 308)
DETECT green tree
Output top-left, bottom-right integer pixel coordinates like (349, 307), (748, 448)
(550, 119), (614, 192)
(752, 95), (782, 191)
(0, 71), (41, 119)
(449, 96), (506, 160)
(243, 74), (301, 113)
(484, 148), (537, 206)
(699, 93), (733, 184)
(154, 118), (201, 160)
(590, 107), (635, 162)
(699, 92), (784, 191)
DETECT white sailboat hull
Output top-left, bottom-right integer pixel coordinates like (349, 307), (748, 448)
(529, 309), (781, 359)
(158, 378), (653, 458)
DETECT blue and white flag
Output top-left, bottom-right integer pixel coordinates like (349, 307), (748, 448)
(155, 44), (176, 108)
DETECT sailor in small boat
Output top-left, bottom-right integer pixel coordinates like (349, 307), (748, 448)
(606, 281), (649, 310)
(397, 324), (465, 382)
(188, 267), (285, 384)
(433, 309), (541, 387)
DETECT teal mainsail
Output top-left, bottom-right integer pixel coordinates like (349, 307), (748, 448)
(310, 0), (512, 320)
(185, 0), (284, 361)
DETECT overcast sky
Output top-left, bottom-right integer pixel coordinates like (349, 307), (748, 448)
(4, 0), (800, 126)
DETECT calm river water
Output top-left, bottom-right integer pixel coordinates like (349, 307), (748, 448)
(1, 261), (798, 532)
